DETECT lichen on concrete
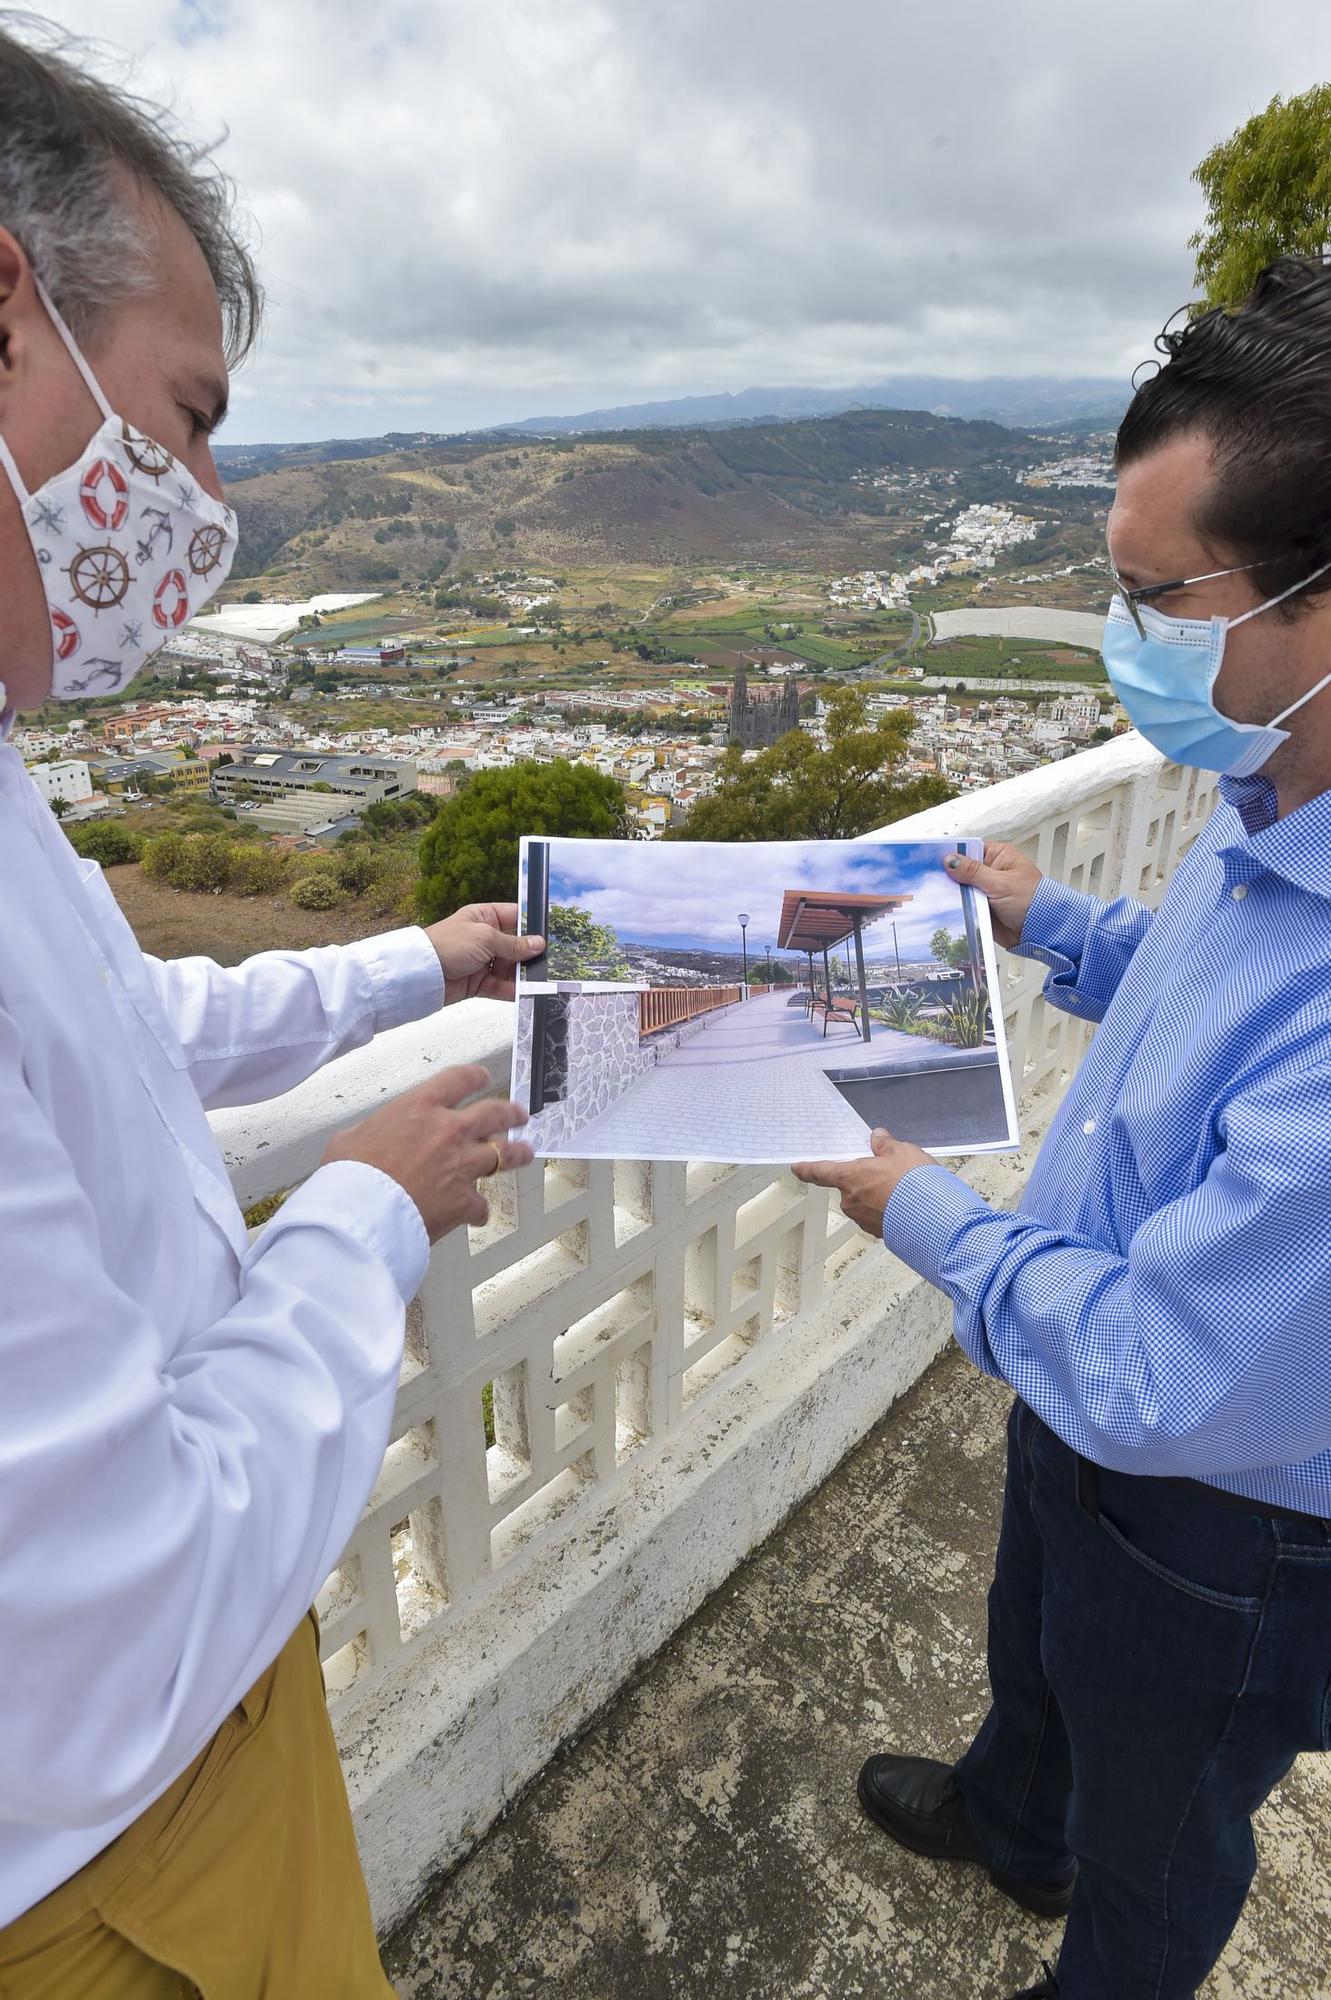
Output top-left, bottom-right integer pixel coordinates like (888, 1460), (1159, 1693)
(383, 1345), (1331, 1998)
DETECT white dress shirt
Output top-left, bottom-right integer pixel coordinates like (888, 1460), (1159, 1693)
(0, 732), (445, 1926)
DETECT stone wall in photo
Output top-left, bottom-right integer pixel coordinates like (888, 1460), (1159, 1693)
(518, 992), (742, 1154)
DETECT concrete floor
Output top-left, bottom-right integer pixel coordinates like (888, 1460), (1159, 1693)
(383, 1345), (1331, 2000)
(567, 989), (1007, 1162)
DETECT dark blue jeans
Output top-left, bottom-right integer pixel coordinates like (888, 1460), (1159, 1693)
(955, 1399), (1331, 1999)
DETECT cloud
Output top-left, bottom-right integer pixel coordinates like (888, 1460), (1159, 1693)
(43, 0), (1331, 439)
(544, 836), (971, 959)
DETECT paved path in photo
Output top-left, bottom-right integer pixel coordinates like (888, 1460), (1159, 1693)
(565, 989), (992, 1160)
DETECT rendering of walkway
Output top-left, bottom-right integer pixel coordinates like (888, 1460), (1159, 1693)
(385, 1342), (1331, 1997)
(568, 988), (1004, 1160)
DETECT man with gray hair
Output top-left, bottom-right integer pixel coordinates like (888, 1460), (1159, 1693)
(0, 19), (540, 1994)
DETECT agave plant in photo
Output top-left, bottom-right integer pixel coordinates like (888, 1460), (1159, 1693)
(940, 990), (992, 1048)
(879, 988), (924, 1032)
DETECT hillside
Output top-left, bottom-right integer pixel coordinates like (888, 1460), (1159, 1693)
(222, 405), (1073, 588)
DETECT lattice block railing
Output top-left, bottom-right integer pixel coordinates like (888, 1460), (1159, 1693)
(314, 1150), (857, 1701)
(213, 736), (1215, 1710)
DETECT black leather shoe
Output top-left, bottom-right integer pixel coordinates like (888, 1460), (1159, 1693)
(856, 1754), (1077, 1921)
(1009, 1962), (1059, 1996)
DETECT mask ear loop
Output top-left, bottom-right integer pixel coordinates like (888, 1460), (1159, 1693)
(1225, 560), (1331, 729)
(31, 276), (115, 423)
(0, 274), (117, 506)
(1228, 559), (1331, 631)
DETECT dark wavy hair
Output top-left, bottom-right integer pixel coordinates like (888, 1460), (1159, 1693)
(1116, 256), (1331, 614)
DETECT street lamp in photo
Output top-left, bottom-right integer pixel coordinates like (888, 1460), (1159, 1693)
(737, 912), (750, 991)
(764, 943), (772, 987)
(892, 920), (902, 981)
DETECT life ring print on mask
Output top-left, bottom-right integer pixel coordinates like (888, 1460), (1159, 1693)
(153, 568), (191, 630)
(51, 608), (80, 660)
(0, 276), (238, 699)
(78, 456), (130, 531)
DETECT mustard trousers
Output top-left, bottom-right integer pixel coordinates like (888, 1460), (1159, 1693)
(0, 1614), (396, 1999)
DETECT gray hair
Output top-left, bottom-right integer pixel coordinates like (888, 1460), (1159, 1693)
(0, 12), (261, 366)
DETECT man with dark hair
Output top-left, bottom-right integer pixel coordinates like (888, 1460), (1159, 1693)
(796, 256), (1331, 1999)
(0, 18), (542, 1994)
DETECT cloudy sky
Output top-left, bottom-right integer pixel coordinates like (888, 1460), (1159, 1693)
(539, 836), (974, 961)
(44, 1), (1331, 441)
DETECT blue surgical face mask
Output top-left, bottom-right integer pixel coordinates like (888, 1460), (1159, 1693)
(1102, 563), (1331, 778)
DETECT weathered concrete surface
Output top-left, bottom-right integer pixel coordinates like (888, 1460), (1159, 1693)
(384, 1345), (1331, 2000)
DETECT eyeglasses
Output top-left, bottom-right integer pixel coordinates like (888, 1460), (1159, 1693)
(1106, 556), (1266, 639)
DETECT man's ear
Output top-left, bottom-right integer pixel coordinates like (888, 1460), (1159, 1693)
(0, 230), (35, 407)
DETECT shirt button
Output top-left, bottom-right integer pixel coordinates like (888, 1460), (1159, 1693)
(1231, 883), (1249, 900)
(1083, 1118), (1097, 1135)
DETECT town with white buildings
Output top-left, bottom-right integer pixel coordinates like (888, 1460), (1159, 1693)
(828, 501), (1044, 610)
(12, 607), (1119, 843)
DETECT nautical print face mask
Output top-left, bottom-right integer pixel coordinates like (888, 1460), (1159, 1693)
(0, 276), (237, 700)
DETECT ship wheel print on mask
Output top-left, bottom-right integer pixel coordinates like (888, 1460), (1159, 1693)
(66, 543), (131, 612)
(187, 522), (227, 578)
(120, 427), (176, 483)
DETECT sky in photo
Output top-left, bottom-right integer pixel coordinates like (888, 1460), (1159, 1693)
(47, 1), (1331, 441)
(542, 838), (976, 963)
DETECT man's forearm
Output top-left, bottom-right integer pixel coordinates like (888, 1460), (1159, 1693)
(146, 926), (445, 1111)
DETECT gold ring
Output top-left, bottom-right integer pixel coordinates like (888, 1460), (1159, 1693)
(479, 1139), (504, 1178)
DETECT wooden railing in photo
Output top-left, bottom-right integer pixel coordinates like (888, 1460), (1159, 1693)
(637, 985), (742, 1038)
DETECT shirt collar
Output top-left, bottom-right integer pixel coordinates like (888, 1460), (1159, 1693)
(1218, 773), (1331, 901)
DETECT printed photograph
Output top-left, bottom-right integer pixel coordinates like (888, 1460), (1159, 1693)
(512, 836), (1018, 1162)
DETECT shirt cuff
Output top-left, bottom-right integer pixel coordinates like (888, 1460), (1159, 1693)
(882, 1162), (991, 1289)
(267, 1158), (431, 1302)
(1011, 874), (1101, 979)
(345, 927), (445, 1035)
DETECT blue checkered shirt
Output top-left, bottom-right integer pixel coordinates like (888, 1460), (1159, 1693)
(883, 774), (1331, 1514)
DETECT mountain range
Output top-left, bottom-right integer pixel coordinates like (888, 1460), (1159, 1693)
(213, 376), (1127, 484)
(220, 404), (1104, 586)
(494, 375), (1130, 436)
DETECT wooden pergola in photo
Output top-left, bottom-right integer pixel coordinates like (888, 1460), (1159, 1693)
(776, 889), (913, 1043)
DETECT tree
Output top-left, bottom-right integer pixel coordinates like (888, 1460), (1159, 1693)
(545, 904), (630, 980)
(931, 927), (971, 969)
(48, 795), (70, 819)
(668, 690), (952, 843)
(1190, 85), (1331, 309)
(415, 760), (632, 918)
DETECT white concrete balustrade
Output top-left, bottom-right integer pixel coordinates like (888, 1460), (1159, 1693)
(210, 733), (1217, 1931)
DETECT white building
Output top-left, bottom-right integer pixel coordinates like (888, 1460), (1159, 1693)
(26, 759), (92, 807)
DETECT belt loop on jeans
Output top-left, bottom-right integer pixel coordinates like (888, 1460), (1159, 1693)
(1075, 1453), (1101, 1523)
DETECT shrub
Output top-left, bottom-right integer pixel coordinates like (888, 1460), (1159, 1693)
(291, 871), (344, 911)
(229, 845), (290, 897)
(140, 831), (187, 882)
(66, 819), (142, 866)
(333, 846), (384, 895)
(168, 833), (234, 894)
